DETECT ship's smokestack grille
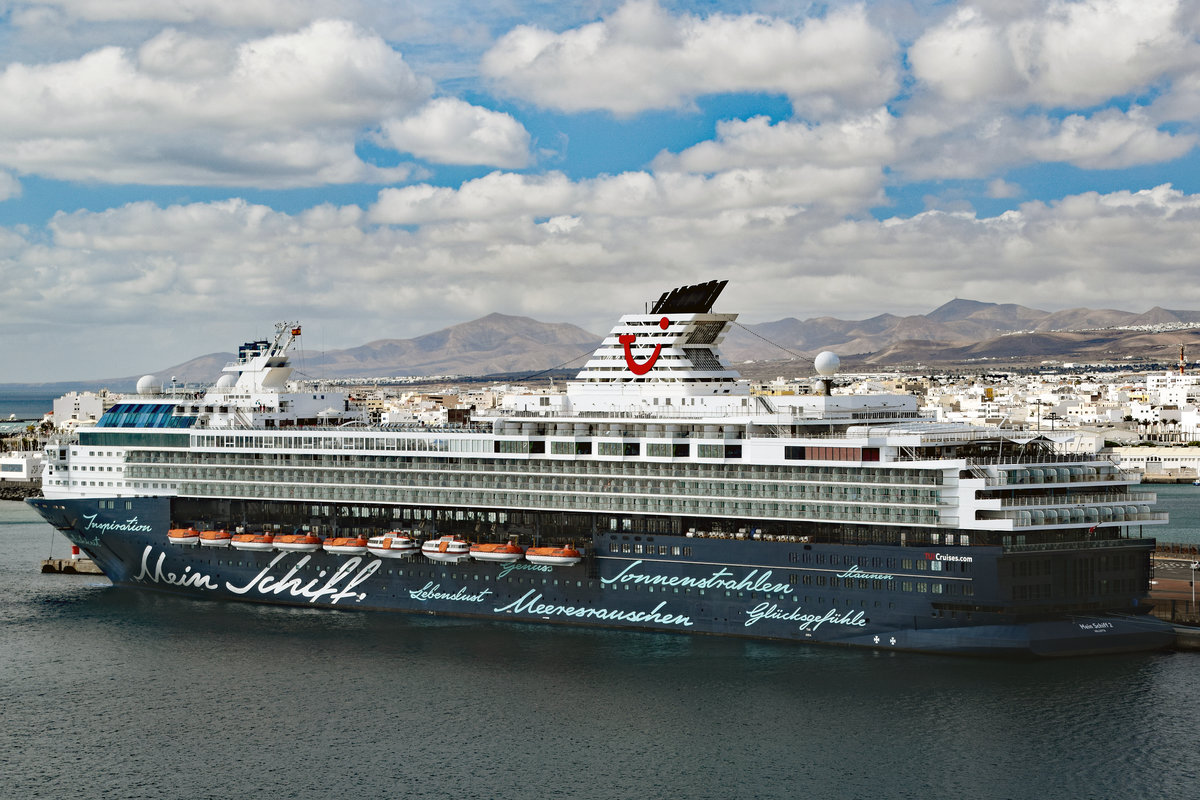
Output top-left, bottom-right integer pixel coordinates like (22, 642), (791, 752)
(650, 280), (727, 315)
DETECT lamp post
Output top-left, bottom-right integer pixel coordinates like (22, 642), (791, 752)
(1192, 561), (1198, 611)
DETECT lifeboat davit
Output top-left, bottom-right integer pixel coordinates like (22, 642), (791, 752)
(421, 535), (471, 563)
(470, 541), (525, 563)
(367, 533), (418, 559)
(274, 533), (323, 552)
(324, 536), (368, 555)
(198, 529), (232, 548)
(525, 544), (583, 566)
(230, 532), (275, 551)
(167, 528), (199, 545)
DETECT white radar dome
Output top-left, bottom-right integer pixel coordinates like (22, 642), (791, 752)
(136, 375), (162, 395)
(814, 351), (841, 377)
(215, 374), (237, 389)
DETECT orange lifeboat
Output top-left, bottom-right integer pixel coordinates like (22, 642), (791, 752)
(421, 535), (471, 563)
(167, 527), (200, 545)
(525, 544), (583, 566)
(230, 532), (275, 551)
(367, 533), (418, 559)
(470, 541), (525, 563)
(323, 536), (368, 555)
(198, 529), (232, 548)
(274, 533), (323, 553)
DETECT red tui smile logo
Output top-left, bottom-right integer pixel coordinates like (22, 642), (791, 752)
(618, 316), (670, 375)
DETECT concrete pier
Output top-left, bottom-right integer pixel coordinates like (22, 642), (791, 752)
(40, 557), (103, 575)
(1172, 626), (1200, 651)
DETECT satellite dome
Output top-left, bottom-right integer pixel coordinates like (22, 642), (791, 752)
(215, 374), (237, 389)
(136, 375), (162, 395)
(814, 351), (841, 377)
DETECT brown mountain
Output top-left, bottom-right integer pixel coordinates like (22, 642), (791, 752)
(156, 314), (602, 384)
(857, 329), (1200, 368)
(302, 313), (601, 377)
(723, 299), (1200, 367)
(138, 299), (1200, 387)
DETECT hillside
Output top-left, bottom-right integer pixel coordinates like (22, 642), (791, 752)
(24, 298), (1199, 391)
(153, 314), (602, 384)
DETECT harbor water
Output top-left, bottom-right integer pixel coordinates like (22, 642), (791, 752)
(1147, 482), (1200, 547)
(3, 500), (1199, 799)
(0, 390), (59, 423)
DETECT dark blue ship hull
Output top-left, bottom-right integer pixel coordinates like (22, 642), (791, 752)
(27, 496), (1175, 657)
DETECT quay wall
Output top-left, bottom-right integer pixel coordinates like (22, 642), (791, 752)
(0, 481), (41, 501)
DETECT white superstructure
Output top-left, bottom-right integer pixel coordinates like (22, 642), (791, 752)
(37, 283), (1164, 546)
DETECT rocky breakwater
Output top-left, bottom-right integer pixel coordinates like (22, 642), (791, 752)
(0, 481), (41, 501)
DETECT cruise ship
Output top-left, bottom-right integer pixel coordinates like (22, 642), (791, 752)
(27, 281), (1174, 656)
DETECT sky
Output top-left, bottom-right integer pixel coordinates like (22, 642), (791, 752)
(5, 0), (1200, 382)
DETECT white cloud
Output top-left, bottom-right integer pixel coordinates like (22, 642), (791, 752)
(649, 99), (1194, 186)
(895, 105), (1196, 180)
(1008, 0), (1190, 107)
(0, 20), (434, 186)
(782, 183), (1200, 317)
(540, 215), (580, 235)
(378, 98), (532, 168)
(136, 28), (236, 78)
(370, 172), (580, 225)
(7, 1), (1200, 382)
(16, 0), (337, 27)
(654, 110), (897, 173)
(1024, 108), (1197, 169)
(908, 7), (1023, 103)
(47, 198), (354, 251)
(225, 21), (426, 122)
(481, 1), (897, 115)
(911, 0), (1197, 108)
(369, 162), (884, 226)
(0, 171), (21, 202)
(8, 183), (1200, 380)
(986, 178), (1021, 199)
